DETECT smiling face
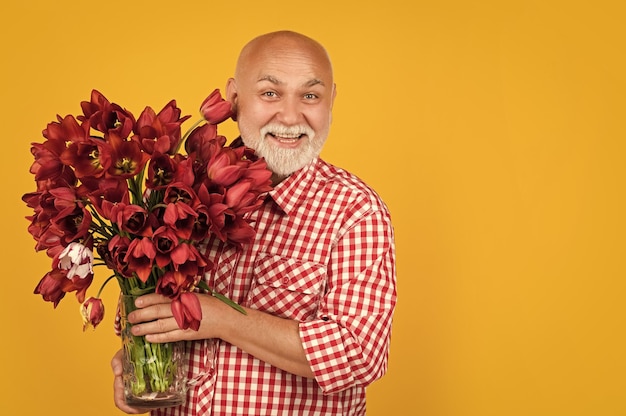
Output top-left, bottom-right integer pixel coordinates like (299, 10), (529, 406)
(226, 31), (336, 179)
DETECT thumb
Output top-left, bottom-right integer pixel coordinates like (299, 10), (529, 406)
(111, 349), (124, 376)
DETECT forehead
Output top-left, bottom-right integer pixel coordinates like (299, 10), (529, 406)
(238, 40), (333, 87)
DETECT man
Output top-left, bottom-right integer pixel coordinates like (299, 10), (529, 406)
(112, 30), (397, 415)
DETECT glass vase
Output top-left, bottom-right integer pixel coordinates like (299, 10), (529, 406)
(120, 294), (187, 409)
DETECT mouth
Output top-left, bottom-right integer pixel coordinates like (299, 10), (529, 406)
(267, 132), (306, 145)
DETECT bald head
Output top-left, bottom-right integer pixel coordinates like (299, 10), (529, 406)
(234, 31), (334, 85)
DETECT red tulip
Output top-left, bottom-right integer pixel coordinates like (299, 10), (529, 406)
(171, 292), (202, 330)
(108, 202), (150, 236)
(152, 226), (179, 268)
(133, 100), (190, 155)
(222, 216), (256, 246)
(79, 89), (135, 138)
(60, 137), (108, 179)
(33, 269), (67, 307)
(124, 237), (156, 283)
(163, 202), (198, 240)
(31, 116), (84, 188)
(86, 177), (130, 217)
(104, 132), (150, 179)
(199, 89), (233, 124)
(156, 270), (191, 298)
(170, 242), (210, 278)
(107, 235), (133, 278)
(145, 153), (178, 189)
(184, 123), (218, 156)
(163, 182), (197, 205)
(207, 151), (243, 187)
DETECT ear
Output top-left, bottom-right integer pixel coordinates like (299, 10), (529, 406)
(328, 83), (337, 125)
(225, 78), (238, 104)
(225, 78), (238, 121)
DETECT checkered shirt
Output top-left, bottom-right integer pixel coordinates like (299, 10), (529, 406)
(154, 158), (397, 416)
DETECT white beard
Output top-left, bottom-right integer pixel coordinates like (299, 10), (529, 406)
(240, 123), (327, 176)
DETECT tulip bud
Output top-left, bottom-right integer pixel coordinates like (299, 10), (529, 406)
(80, 297), (105, 331)
(200, 89), (233, 124)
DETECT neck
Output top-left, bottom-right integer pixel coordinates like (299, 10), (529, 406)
(271, 172), (289, 186)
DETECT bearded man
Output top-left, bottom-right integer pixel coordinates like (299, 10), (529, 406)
(112, 30), (397, 416)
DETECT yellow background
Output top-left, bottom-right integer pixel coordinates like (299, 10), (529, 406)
(1, 0), (624, 415)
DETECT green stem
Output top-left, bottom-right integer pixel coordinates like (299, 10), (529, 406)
(197, 280), (247, 315)
(122, 295), (179, 396)
(88, 208), (116, 238)
(95, 274), (116, 298)
(127, 176), (142, 205)
(174, 118), (204, 154)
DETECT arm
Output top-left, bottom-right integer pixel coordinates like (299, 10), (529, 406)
(301, 207), (397, 393)
(125, 292), (314, 378)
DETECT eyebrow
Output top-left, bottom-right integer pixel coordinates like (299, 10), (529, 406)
(305, 79), (325, 87)
(257, 75), (325, 87)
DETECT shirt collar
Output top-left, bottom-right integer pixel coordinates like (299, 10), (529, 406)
(268, 158), (322, 216)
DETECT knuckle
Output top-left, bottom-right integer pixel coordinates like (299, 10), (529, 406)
(157, 318), (169, 332)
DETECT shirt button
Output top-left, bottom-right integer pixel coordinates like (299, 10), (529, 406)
(282, 277), (290, 285)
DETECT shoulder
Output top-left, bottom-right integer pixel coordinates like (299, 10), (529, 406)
(314, 159), (390, 216)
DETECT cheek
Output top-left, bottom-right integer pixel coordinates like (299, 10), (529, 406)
(240, 99), (274, 121)
(308, 110), (332, 132)
(237, 110), (260, 132)
(241, 114), (270, 135)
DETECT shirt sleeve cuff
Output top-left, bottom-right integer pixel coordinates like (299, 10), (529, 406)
(299, 319), (360, 394)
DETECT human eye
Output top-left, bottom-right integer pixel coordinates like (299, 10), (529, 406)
(262, 91), (277, 98)
(303, 93), (318, 100)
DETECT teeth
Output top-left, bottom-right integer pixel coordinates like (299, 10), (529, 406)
(275, 136), (299, 143)
(272, 133), (301, 139)
(261, 124), (314, 141)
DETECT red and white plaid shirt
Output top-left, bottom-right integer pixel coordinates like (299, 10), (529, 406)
(155, 158), (397, 416)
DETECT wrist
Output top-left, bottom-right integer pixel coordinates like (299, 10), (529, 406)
(206, 294), (246, 341)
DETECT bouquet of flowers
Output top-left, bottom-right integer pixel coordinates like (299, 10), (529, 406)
(22, 88), (272, 405)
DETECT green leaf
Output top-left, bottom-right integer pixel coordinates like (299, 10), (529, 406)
(195, 281), (246, 314)
(211, 290), (247, 315)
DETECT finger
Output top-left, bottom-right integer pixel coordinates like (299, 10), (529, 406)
(113, 356), (145, 414)
(131, 316), (181, 337)
(135, 292), (171, 307)
(145, 327), (192, 343)
(110, 349), (124, 377)
(128, 302), (173, 324)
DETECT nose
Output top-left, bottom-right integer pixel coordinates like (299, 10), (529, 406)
(276, 96), (303, 125)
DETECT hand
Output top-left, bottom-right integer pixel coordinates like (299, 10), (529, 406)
(111, 349), (156, 414)
(127, 292), (230, 343)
